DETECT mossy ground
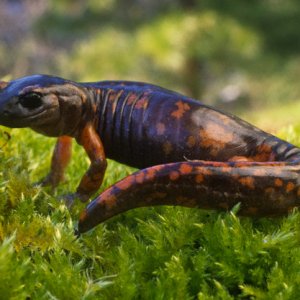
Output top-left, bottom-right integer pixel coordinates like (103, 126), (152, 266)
(1, 120), (300, 299)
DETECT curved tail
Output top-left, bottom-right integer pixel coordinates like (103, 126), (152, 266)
(78, 160), (300, 233)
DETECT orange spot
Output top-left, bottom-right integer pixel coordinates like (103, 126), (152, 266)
(195, 174), (204, 183)
(135, 97), (148, 109)
(195, 166), (212, 176)
(127, 93), (137, 105)
(145, 168), (157, 181)
(152, 164), (165, 172)
(274, 178), (283, 187)
(105, 195), (118, 209)
(238, 177), (255, 189)
(199, 122), (234, 157)
(253, 144), (273, 162)
(229, 156), (253, 162)
(171, 100), (190, 119)
(170, 171), (180, 181)
(187, 136), (196, 148)
(297, 187), (300, 197)
(156, 122), (166, 135)
(252, 169), (267, 177)
(109, 92), (116, 102)
(221, 167), (232, 173)
(111, 90), (123, 113)
(135, 172), (145, 184)
(286, 182), (295, 193)
(117, 177), (134, 190)
(179, 163), (193, 174)
(163, 141), (173, 155)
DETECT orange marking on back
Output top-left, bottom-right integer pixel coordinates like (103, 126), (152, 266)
(117, 177), (135, 190)
(105, 195), (118, 209)
(195, 166), (212, 176)
(229, 156), (253, 162)
(152, 164), (165, 171)
(179, 163), (193, 174)
(171, 100), (190, 119)
(135, 172), (145, 184)
(238, 177), (255, 189)
(195, 174), (204, 183)
(127, 93), (137, 105)
(286, 182), (295, 193)
(156, 122), (166, 135)
(221, 166), (232, 173)
(274, 178), (283, 187)
(135, 97), (148, 109)
(109, 92), (116, 102)
(253, 144), (274, 161)
(252, 169), (267, 177)
(145, 168), (157, 181)
(170, 171), (180, 181)
(199, 122), (234, 157)
(111, 90), (123, 113)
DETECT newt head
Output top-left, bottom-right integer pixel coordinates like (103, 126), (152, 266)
(0, 74), (87, 137)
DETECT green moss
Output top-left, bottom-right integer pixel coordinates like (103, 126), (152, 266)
(1, 126), (300, 298)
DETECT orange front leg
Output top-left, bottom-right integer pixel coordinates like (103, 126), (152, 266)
(75, 124), (107, 202)
(42, 136), (72, 188)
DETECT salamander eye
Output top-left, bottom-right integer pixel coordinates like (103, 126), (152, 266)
(19, 92), (43, 110)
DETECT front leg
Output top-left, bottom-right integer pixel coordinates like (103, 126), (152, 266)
(42, 136), (72, 187)
(75, 124), (107, 203)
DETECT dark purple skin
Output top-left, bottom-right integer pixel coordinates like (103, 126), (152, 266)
(0, 74), (300, 234)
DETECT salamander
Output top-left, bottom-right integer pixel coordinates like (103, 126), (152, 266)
(0, 74), (300, 234)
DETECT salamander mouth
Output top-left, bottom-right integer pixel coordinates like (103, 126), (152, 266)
(21, 109), (46, 120)
(0, 109), (48, 128)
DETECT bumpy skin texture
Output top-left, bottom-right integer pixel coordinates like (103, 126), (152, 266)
(1, 75), (300, 233)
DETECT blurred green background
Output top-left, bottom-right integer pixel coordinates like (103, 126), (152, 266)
(1, 0), (300, 129)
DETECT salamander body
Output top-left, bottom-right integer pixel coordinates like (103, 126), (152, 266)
(0, 74), (300, 234)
